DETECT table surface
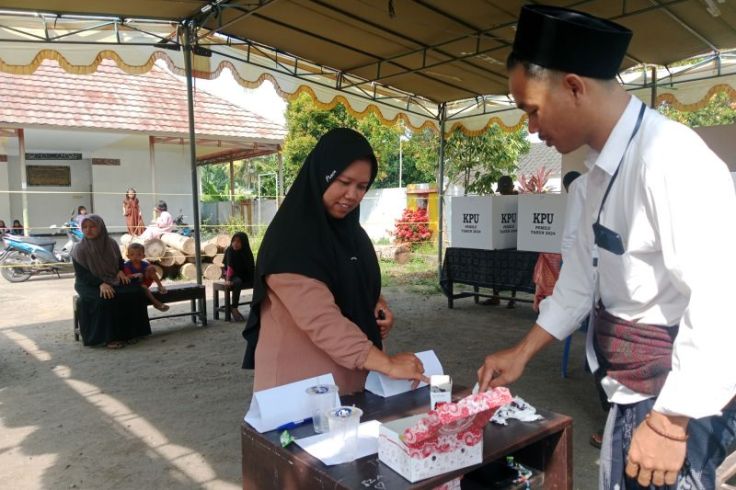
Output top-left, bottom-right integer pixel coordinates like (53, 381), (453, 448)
(242, 386), (572, 489)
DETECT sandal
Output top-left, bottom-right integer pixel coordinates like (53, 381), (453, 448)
(231, 308), (245, 321)
(154, 303), (170, 312)
(106, 341), (125, 349)
(589, 431), (603, 449)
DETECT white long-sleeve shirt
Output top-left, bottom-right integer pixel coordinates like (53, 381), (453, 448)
(537, 96), (736, 419)
(560, 174), (587, 258)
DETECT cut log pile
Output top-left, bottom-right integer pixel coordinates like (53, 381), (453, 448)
(118, 233), (233, 281)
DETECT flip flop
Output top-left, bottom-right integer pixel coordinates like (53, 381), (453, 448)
(589, 432), (603, 449)
(106, 341), (125, 349)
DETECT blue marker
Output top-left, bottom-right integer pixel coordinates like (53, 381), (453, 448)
(276, 418), (311, 431)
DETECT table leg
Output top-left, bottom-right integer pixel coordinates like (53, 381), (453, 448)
(448, 281), (454, 309)
(213, 286), (220, 320)
(474, 285), (480, 304)
(225, 287), (232, 322)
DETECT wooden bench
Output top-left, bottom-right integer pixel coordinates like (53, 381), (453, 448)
(73, 283), (207, 342)
(212, 280), (253, 321)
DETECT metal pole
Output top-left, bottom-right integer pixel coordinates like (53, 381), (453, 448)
(183, 25), (205, 299)
(277, 151), (284, 206)
(437, 104), (446, 277)
(650, 66), (657, 108)
(399, 132), (403, 188)
(17, 129), (28, 235)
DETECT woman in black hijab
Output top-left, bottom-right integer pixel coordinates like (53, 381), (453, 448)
(243, 128), (426, 394)
(72, 215), (151, 348)
(223, 231), (255, 321)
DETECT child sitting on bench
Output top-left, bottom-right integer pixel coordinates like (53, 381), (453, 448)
(124, 243), (169, 312)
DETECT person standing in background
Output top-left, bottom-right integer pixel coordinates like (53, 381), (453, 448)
(123, 188), (145, 236)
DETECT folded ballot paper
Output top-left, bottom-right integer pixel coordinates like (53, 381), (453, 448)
(244, 373), (341, 433)
(365, 350), (444, 397)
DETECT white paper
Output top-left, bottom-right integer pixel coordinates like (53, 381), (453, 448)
(295, 420), (381, 465)
(243, 373), (340, 433)
(365, 350), (443, 397)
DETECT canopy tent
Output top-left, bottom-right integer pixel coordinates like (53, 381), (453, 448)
(0, 1), (735, 134)
(0, 0), (735, 274)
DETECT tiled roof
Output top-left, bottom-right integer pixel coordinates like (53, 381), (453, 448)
(0, 60), (285, 143)
(517, 143), (562, 179)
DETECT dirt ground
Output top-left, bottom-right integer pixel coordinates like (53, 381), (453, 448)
(0, 273), (605, 489)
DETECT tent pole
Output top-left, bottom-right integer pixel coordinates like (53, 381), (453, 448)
(277, 151), (284, 207)
(650, 66), (657, 108)
(437, 103), (447, 278)
(183, 25), (205, 311)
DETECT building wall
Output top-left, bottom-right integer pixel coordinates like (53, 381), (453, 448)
(88, 143), (194, 234)
(360, 187), (406, 242)
(0, 135), (196, 235)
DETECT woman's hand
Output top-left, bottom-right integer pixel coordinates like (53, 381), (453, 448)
(117, 271), (131, 285)
(99, 283), (115, 299)
(387, 352), (429, 389)
(375, 296), (394, 339)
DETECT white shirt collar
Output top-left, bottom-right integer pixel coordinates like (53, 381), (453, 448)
(586, 96), (643, 175)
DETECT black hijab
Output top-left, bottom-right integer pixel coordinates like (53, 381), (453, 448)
(242, 128), (381, 369)
(224, 232), (255, 286)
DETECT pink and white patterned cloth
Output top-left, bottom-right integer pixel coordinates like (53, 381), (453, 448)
(400, 387), (512, 459)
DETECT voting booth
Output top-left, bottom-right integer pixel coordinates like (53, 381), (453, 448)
(449, 196), (518, 250)
(516, 194), (566, 253)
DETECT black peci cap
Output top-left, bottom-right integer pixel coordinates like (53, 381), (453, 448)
(511, 5), (632, 79)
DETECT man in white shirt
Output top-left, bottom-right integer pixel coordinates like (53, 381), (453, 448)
(477, 5), (736, 489)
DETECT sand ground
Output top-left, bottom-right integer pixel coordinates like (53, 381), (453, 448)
(0, 273), (608, 489)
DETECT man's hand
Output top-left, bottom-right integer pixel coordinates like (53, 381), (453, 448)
(626, 411), (688, 487)
(100, 283), (115, 299)
(477, 346), (528, 391)
(375, 296), (394, 339)
(476, 324), (555, 392)
(117, 271), (131, 285)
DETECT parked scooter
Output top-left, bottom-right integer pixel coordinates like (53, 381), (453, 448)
(174, 209), (192, 237)
(0, 220), (84, 282)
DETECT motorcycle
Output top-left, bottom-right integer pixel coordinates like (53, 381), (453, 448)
(0, 221), (84, 282)
(174, 209), (192, 237)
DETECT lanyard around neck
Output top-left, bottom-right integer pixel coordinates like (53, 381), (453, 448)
(595, 102), (647, 227)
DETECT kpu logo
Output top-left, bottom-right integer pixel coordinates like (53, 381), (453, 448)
(533, 213), (554, 224)
(501, 213), (516, 224)
(462, 213), (479, 224)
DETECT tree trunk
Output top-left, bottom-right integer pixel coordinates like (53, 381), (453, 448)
(158, 248), (177, 267)
(180, 263), (197, 280)
(212, 253), (224, 266)
(203, 263), (223, 280)
(201, 242), (218, 257)
(160, 232), (195, 255)
(120, 233), (165, 259)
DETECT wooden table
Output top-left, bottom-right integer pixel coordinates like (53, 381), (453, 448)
(440, 248), (539, 308)
(242, 386), (572, 489)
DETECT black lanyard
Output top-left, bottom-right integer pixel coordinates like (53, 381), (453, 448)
(595, 102), (647, 228)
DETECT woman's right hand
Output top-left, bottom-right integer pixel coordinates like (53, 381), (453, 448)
(100, 283), (115, 299)
(387, 352), (429, 389)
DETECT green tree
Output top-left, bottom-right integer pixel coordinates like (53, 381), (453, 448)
(658, 91), (736, 127)
(444, 124), (530, 195)
(400, 128), (439, 185)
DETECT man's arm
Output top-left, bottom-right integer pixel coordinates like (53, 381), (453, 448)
(477, 324), (556, 391)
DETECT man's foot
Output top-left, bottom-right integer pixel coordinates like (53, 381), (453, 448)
(589, 431), (603, 449)
(231, 308), (245, 321)
(106, 341), (125, 349)
(154, 303), (170, 312)
(506, 300), (516, 309)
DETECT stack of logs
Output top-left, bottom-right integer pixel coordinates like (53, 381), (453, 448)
(119, 233), (231, 281)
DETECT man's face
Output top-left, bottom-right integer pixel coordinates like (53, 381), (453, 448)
(508, 65), (585, 154)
